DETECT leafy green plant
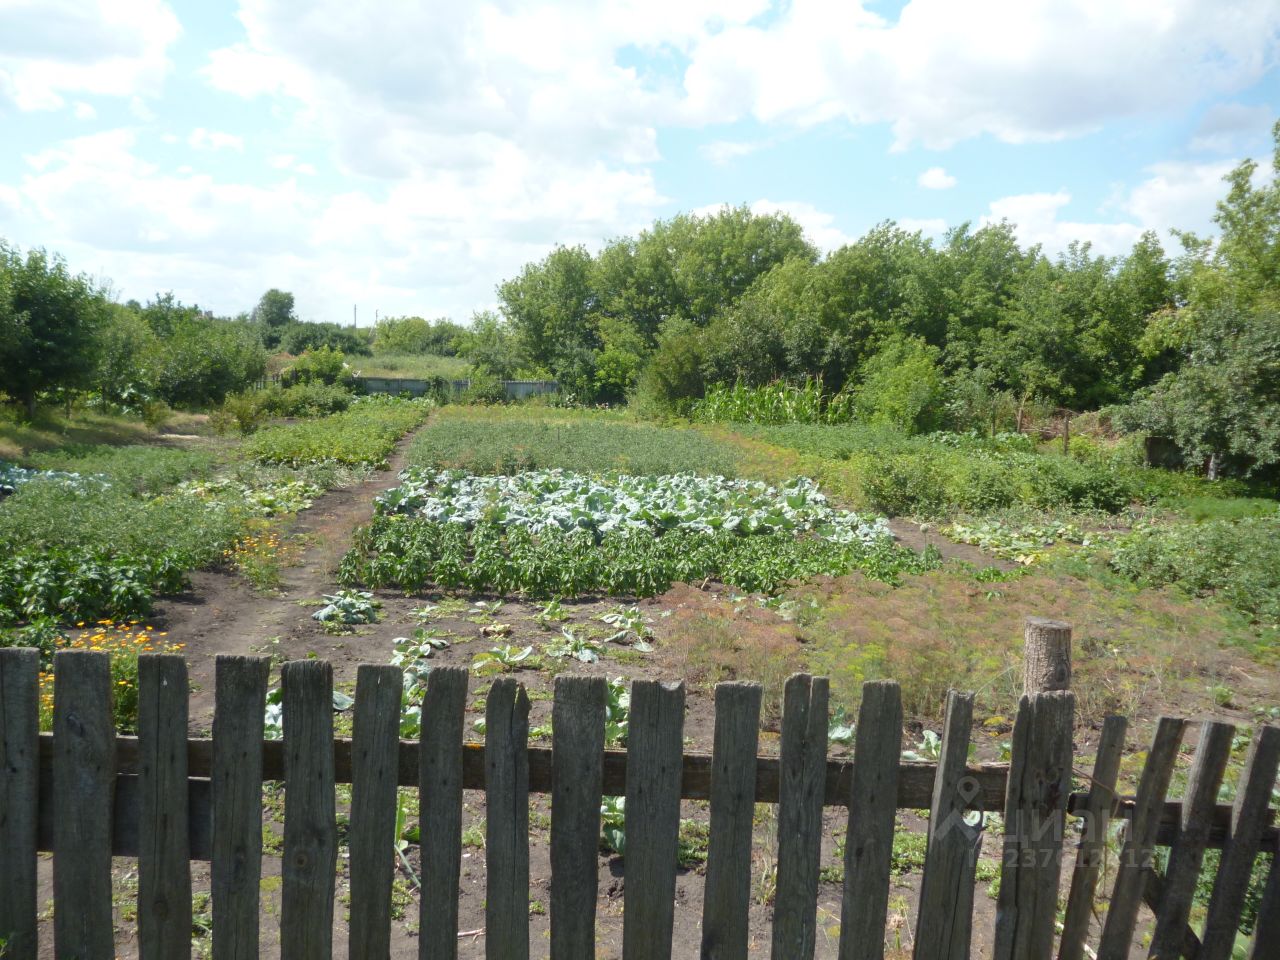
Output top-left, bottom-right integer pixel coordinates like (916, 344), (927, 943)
(534, 598), (568, 626)
(471, 644), (535, 674)
(542, 627), (603, 663)
(600, 795), (626, 854)
(246, 397), (429, 468)
(311, 590), (381, 625)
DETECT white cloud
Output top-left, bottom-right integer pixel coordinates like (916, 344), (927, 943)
(975, 159), (1246, 257)
(188, 128), (245, 152)
(680, 0), (1280, 149)
(72, 101), (96, 120)
(1190, 102), (1275, 153)
(898, 217), (948, 237)
(0, 0), (180, 110)
(1, 127), (665, 323)
(917, 166), (956, 190)
(700, 139), (771, 166)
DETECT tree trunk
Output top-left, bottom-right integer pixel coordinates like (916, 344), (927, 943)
(23, 394), (36, 421)
(1207, 451), (1220, 481)
(1023, 617), (1072, 694)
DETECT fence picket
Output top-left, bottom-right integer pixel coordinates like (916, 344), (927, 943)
(838, 680), (904, 960)
(0, 648), (40, 960)
(280, 660), (338, 960)
(212, 655), (269, 960)
(1058, 714), (1128, 960)
(914, 690), (980, 960)
(772, 673), (830, 960)
(138, 655), (192, 960)
(701, 681), (763, 960)
(1148, 720), (1236, 958)
(485, 677), (531, 960)
(1252, 848), (1280, 960)
(1201, 724), (1280, 960)
(1096, 716), (1186, 960)
(52, 649), (116, 959)
(550, 675), (607, 960)
(348, 665), (405, 960)
(994, 691), (1075, 960)
(623, 679), (686, 960)
(419, 666), (468, 960)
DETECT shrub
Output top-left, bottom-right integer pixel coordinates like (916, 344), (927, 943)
(282, 346), (351, 387)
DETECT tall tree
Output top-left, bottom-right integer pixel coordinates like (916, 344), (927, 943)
(251, 288), (298, 328)
(0, 242), (106, 416)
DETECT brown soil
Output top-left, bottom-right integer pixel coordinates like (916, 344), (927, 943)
(28, 425), (1249, 958)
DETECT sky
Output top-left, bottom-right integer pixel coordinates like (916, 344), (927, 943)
(1, 0), (1278, 327)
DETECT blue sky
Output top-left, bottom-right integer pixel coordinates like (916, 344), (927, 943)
(1, 0), (1277, 326)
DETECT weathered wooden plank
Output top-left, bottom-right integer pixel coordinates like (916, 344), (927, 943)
(212, 655), (269, 960)
(1200, 724), (1280, 960)
(1251, 841), (1280, 960)
(1148, 720), (1235, 958)
(772, 673), (830, 960)
(137, 655), (192, 960)
(839, 681), (904, 960)
(914, 690), (980, 960)
(1096, 716), (1186, 960)
(550, 675), (607, 960)
(623, 679), (686, 960)
(485, 677), (531, 960)
(701, 681), (763, 960)
(52, 649), (116, 960)
(348, 665), (404, 960)
(0, 648), (40, 960)
(280, 659), (338, 960)
(419, 666), (468, 960)
(1058, 714), (1128, 960)
(994, 691), (1075, 960)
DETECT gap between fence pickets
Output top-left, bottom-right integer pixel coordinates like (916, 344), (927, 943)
(27, 733), (1278, 858)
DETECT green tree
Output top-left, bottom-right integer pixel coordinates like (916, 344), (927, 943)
(94, 305), (160, 406)
(853, 336), (946, 434)
(373, 316), (463, 355)
(456, 311), (525, 379)
(251, 289), (297, 329)
(0, 242), (107, 416)
(1115, 304), (1280, 478)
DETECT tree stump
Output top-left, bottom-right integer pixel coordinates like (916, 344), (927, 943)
(1023, 617), (1072, 694)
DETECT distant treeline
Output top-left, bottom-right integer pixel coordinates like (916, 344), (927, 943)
(464, 124), (1280, 478)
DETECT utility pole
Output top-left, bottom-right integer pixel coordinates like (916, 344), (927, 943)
(353, 304), (357, 329)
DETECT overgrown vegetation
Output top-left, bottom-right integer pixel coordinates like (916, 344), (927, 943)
(407, 406), (742, 477)
(246, 396), (430, 468)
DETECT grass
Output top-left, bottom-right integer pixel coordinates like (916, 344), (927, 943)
(353, 353), (472, 380)
(246, 397), (430, 468)
(0, 407), (159, 460)
(407, 406), (743, 476)
(21, 444), (218, 494)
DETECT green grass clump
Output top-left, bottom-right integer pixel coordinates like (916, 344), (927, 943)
(339, 518), (940, 599)
(1106, 516), (1280, 633)
(23, 444), (217, 494)
(246, 397), (430, 468)
(408, 407), (741, 477)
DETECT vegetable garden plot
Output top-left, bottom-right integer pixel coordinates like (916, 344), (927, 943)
(340, 469), (940, 597)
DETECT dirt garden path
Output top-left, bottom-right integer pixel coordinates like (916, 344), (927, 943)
(155, 424), (427, 732)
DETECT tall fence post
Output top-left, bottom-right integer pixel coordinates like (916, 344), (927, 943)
(1023, 617), (1072, 694)
(993, 690), (1075, 960)
(0, 648), (39, 960)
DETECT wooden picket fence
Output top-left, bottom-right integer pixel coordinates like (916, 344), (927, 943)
(0, 648), (1277, 959)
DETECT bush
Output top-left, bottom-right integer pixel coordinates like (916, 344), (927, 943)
(1107, 516), (1280, 631)
(282, 346), (351, 387)
(852, 336), (946, 435)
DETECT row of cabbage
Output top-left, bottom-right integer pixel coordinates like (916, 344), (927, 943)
(342, 469), (938, 598)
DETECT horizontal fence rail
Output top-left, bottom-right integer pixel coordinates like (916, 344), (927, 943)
(1, 647), (1277, 960)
